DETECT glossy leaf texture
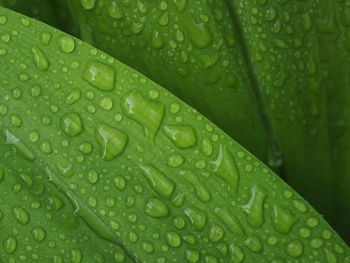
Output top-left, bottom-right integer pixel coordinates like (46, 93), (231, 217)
(225, 0), (350, 240)
(0, 7), (349, 262)
(61, 0), (277, 167)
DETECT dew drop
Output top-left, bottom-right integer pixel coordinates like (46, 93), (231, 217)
(78, 142), (93, 154)
(271, 205), (297, 234)
(215, 207), (244, 236)
(185, 248), (200, 263)
(245, 235), (263, 253)
(229, 244), (244, 263)
(181, 15), (212, 48)
(184, 207), (207, 230)
(179, 169), (210, 202)
(58, 35), (75, 53)
(80, 0), (96, 10)
(166, 232), (181, 248)
(208, 224), (224, 242)
(144, 197), (169, 218)
(31, 46), (49, 71)
(3, 236), (17, 254)
(82, 61), (116, 91)
(113, 176), (126, 190)
(61, 112), (83, 137)
(121, 90), (164, 140)
(140, 165), (175, 199)
(32, 227), (46, 242)
(95, 123), (128, 160)
(242, 184), (267, 227)
(211, 145), (239, 195)
(108, 1), (123, 19)
(286, 240), (303, 257)
(166, 154), (184, 167)
(163, 125), (197, 149)
(201, 137), (213, 157)
(13, 206), (30, 225)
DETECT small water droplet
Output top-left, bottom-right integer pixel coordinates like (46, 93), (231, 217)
(166, 231), (181, 247)
(108, 1), (123, 18)
(80, 0), (96, 10)
(245, 235), (263, 253)
(229, 244), (244, 262)
(113, 176), (126, 190)
(286, 240), (303, 257)
(181, 15), (212, 48)
(271, 205), (297, 234)
(215, 207), (244, 236)
(166, 154), (184, 167)
(242, 184), (267, 227)
(185, 248), (200, 263)
(179, 169), (210, 202)
(3, 236), (17, 254)
(95, 123), (128, 160)
(41, 32), (52, 45)
(208, 224), (224, 242)
(32, 227), (46, 242)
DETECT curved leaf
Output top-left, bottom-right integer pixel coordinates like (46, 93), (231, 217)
(0, 7), (349, 262)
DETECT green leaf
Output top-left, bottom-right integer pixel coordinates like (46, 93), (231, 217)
(0, 7), (349, 262)
(58, 0), (350, 240)
(61, 0), (275, 166)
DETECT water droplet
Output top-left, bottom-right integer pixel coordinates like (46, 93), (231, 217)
(32, 227), (46, 242)
(3, 236), (17, 254)
(78, 142), (93, 154)
(31, 46), (49, 71)
(271, 205), (297, 234)
(159, 12), (169, 26)
(163, 125), (197, 149)
(166, 232), (181, 248)
(99, 97), (113, 110)
(121, 90), (164, 140)
(0, 103), (8, 116)
(80, 0), (96, 10)
(19, 173), (33, 186)
(171, 191), (185, 207)
(298, 227), (311, 238)
(201, 137), (213, 157)
(242, 184), (267, 227)
(82, 61), (116, 91)
(229, 244), (244, 263)
(215, 207), (244, 236)
(245, 235), (262, 253)
(61, 112), (83, 137)
(324, 248), (337, 263)
(286, 240), (303, 257)
(30, 84), (42, 97)
(0, 167), (4, 184)
(87, 170), (98, 184)
(306, 217), (319, 227)
(211, 145), (239, 195)
(113, 176), (126, 190)
(95, 123), (128, 160)
(40, 140), (52, 154)
(144, 197), (169, 218)
(181, 15), (212, 48)
(142, 242), (154, 253)
(151, 31), (165, 48)
(0, 15), (7, 25)
(71, 248), (82, 263)
(140, 165), (175, 199)
(108, 1), (123, 18)
(58, 35), (75, 53)
(166, 154), (184, 167)
(184, 207), (207, 230)
(185, 249), (200, 262)
(11, 113), (22, 127)
(3, 129), (36, 160)
(13, 206), (29, 225)
(310, 238), (324, 248)
(41, 32), (52, 45)
(302, 12), (313, 31)
(173, 216), (186, 229)
(208, 224), (224, 242)
(179, 170), (210, 202)
(174, 0), (187, 12)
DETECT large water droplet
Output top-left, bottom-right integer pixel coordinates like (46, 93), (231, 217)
(140, 165), (175, 199)
(286, 240), (303, 257)
(58, 35), (76, 53)
(229, 244), (244, 263)
(31, 46), (49, 71)
(82, 61), (116, 91)
(80, 0), (96, 10)
(215, 207), (244, 236)
(179, 169), (210, 202)
(95, 123), (128, 160)
(3, 129), (35, 161)
(144, 197), (169, 218)
(242, 184), (267, 227)
(12, 206), (30, 225)
(166, 232), (181, 248)
(163, 125), (197, 149)
(184, 207), (207, 230)
(32, 227), (46, 242)
(211, 145), (239, 195)
(181, 15), (212, 48)
(245, 235), (262, 253)
(61, 112), (83, 137)
(121, 90), (164, 140)
(3, 236), (17, 254)
(271, 205), (297, 234)
(208, 224), (224, 242)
